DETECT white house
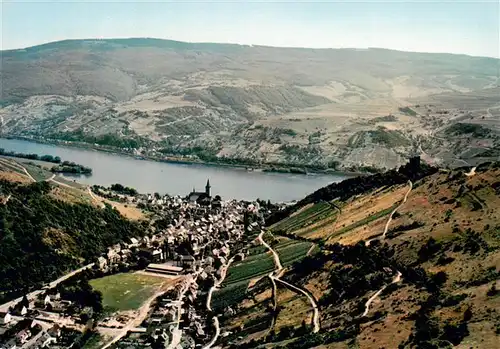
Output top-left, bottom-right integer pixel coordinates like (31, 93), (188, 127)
(0, 311), (11, 325)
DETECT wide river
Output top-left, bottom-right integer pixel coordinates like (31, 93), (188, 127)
(0, 138), (351, 201)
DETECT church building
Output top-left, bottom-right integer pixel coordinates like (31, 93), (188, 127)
(188, 179), (211, 203)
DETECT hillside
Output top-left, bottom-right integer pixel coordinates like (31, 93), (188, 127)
(1, 38), (499, 171)
(0, 173), (145, 303)
(215, 161), (500, 348)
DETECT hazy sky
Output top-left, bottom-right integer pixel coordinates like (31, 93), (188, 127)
(1, 0), (499, 57)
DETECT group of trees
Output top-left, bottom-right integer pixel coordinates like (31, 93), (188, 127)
(91, 184), (138, 203)
(109, 183), (138, 196)
(51, 272), (104, 320)
(0, 148), (62, 163)
(0, 180), (144, 303)
(0, 148), (92, 174)
(51, 161), (92, 174)
(48, 130), (147, 150)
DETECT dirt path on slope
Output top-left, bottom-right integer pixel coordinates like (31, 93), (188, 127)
(204, 251), (247, 349)
(362, 271), (402, 317)
(381, 180), (413, 240)
(361, 182), (411, 316)
(258, 231), (320, 333)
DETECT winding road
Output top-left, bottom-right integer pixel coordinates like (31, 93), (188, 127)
(206, 255), (237, 312)
(366, 180), (413, 246)
(202, 317), (220, 349)
(87, 186), (106, 208)
(257, 231), (320, 333)
(465, 166), (477, 177)
(22, 166), (36, 182)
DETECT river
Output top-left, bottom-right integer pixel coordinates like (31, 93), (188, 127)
(0, 138), (351, 201)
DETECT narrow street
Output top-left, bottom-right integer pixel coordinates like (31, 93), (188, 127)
(167, 271), (202, 349)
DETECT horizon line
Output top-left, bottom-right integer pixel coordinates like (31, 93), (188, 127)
(2, 37), (499, 60)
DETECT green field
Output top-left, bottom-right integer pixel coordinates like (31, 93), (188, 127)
(212, 280), (250, 310)
(223, 252), (275, 285)
(216, 237), (313, 310)
(223, 238), (312, 286)
(271, 202), (334, 234)
(275, 240), (313, 266)
(52, 175), (87, 189)
(89, 273), (166, 312)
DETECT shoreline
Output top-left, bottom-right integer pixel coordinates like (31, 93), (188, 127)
(0, 134), (366, 177)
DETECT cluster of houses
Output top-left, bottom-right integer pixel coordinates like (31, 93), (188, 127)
(109, 183), (265, 348)
(0, 316), (67, 349)
(0, 288), (89, 349)
(0, 179), (267, 349)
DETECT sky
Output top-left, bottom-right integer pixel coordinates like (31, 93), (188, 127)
(1, 0), (499, 58)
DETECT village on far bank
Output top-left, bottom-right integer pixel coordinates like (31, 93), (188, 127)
(0, 178), (278, 349)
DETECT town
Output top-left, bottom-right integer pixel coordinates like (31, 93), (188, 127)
(0, 179), (269, 349)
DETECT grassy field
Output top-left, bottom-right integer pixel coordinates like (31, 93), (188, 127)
(52, 175), (87, 189)
(89, 272), (166, 312)
(23, 162), (53, 181)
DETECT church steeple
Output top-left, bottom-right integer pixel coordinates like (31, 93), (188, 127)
(205, 179), (211, 196)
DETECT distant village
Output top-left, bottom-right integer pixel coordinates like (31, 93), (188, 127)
(0, 179), (270, 349)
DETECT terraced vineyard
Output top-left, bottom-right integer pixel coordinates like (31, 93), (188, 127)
(270, 202), (334, 234)
(223, 251), (275, 285)
(212, 280), (250, 311)
(222, 237), (313, 289)
(326, 202), (399, 241)
(275, 240), (314, 267)
(0, 158), (25, 175)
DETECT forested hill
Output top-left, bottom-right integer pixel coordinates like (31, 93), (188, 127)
(0, 180), (144, 302)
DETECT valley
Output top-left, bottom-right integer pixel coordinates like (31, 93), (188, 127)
(1, 39), (499, 172)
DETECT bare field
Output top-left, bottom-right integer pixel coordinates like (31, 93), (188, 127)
(275, 288), (313, 329)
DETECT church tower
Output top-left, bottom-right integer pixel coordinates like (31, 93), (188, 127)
(205, 179), (211, 196)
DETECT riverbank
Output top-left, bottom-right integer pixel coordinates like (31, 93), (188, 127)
(0, 137), (351, 201)
(0, 134), (366, 177)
